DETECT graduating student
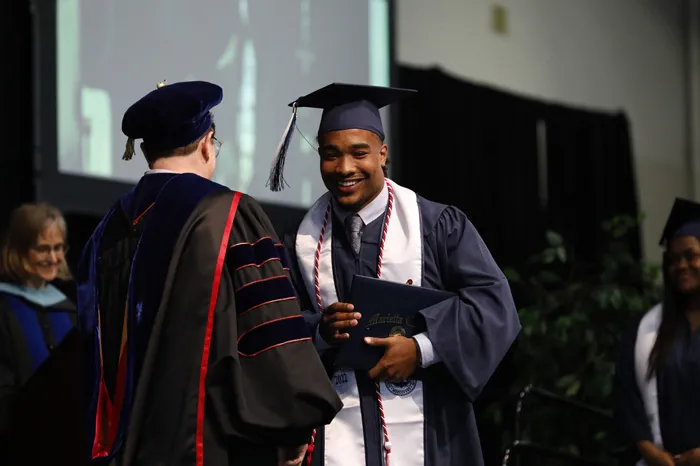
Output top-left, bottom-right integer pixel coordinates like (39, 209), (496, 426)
(76, 81), (341, 466)
(614, 198), (700, 466)
(271, 83), (521, 466)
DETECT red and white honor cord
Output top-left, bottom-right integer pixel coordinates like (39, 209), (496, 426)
(308, 181), (395, 466)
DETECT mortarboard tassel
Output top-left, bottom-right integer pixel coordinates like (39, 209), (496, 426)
(122, 137), (135, 161)
(267, 103), (298, 192)
(123, 80), (165, 161)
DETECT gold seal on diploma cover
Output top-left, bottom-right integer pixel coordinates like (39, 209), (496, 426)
(389, 326), (406, 338)
(157, 79), (167, 89)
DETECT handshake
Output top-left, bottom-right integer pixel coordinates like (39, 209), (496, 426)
(278, 444), (308, 466)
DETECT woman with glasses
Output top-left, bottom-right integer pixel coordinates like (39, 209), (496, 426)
(614, 198), (700, 466)
(0, 202), (76, 460)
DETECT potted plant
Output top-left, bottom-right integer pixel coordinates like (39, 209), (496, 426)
(484, 215), (662, 464)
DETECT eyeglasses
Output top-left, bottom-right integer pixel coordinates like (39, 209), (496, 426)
(32, 244), (68, 256)
(212, 136), (222, 158)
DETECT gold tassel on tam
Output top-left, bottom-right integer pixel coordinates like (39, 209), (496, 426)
(122, 81), (166, 161)
(122, 137), (135, 161)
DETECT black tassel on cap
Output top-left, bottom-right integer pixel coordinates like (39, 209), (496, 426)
(267, 103), (298, 192)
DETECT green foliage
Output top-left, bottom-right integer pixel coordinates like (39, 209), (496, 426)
(494, 214), (662, 462)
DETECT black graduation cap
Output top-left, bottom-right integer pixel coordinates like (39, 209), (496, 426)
(267, 83), (417, 192)
(121, 80), (223, 161)
(659, 197), (700, 245)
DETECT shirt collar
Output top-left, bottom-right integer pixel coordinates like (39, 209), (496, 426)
(144, 169), (179, 175)
(332, 183), (389, 226)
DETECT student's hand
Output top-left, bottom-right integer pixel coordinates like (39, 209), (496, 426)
(277, 443), (308, 466)
(675, 448), (700, 466)
(641, 447), (675, 466)
(319, 302), (361, 345)
(645, 450), (675, 466)
(366, 336), (419, 382)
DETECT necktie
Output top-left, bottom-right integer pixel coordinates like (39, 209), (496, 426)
(345, 214), (364, 256)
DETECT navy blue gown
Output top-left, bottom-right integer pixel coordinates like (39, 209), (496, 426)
(614, 314), (700, 457)
(285, 195), (521, 466)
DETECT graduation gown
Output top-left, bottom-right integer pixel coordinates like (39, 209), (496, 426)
(0, 283), (76, 462)
(285, 189), (521, 466)
(77, 173), (341, 466)
(614, 306), (700, 460)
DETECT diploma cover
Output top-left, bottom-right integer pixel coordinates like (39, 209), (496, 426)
(334, 275), (454, 371)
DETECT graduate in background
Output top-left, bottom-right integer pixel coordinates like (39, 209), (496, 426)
(614, 198), (700, 466)
(273, 83), (521, 466)
(0, 203), (76, 463)
(76, 81), (341, 466)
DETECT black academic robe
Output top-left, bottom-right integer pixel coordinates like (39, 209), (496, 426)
(614, 313), (700, 459)
(285, 195), (521, 466)
(77, 173), (341, 466)
(0, 285), (76, 462)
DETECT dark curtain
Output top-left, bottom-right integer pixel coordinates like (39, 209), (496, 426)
(0, 0), (34, 226)
(395, 66), (545, 267)
(545, 106), (641, 262)
(395, 65), (641, 265)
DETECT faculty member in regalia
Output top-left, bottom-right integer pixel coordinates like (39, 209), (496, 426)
(0, 203), (76, 463)
(270, 83), (521, 466)
(614, 198), (700, 466)
(76, 80), (341, 466)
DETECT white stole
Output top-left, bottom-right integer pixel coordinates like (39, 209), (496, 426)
(296, 180), (425, 466)
(633, 304), (663, 466)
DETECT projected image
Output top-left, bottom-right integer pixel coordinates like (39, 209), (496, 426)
(56, 0), (390, 207)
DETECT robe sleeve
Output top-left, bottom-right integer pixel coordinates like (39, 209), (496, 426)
(613, 317), (653, 448)
(206, 194), (342, 447)
(282, 233), (324, 345)
(420, 205), (521, 401)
